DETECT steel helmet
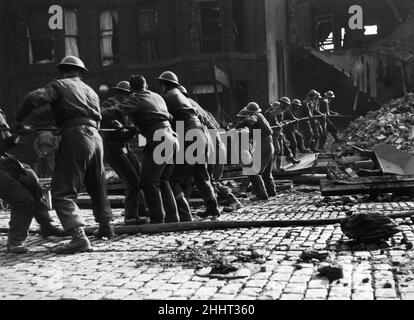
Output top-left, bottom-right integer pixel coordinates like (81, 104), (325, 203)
(57, 56), (89, 72)
(113, 81), (131, 93)
(177, 85), (189, 96)
(279, 97), (291, 105)
(270, 101), (281, 108)
(316, 91), (322, 99)
(325, 91), (336, 99)
(237, 109), (250, 118)
(307, 89), (319, 99)
(157, 71), (180, 86)
(244, 102), (262, 114)
(291, 99), (302, 107)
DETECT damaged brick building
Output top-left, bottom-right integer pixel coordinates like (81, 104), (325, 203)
(1, 0), (414, 163)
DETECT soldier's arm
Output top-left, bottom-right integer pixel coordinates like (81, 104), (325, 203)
(16, 82), (59, 123)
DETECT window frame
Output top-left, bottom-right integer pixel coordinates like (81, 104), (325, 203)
(25, 6), (56, 66)
(136, 5), (159, 62)
(98, 8), (121, 66)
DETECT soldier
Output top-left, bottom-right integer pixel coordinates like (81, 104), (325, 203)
(264, 102), (300, 169)
(102, 75), (179, 224)
(158, 72), (220, 220)
(15, 56), (113, 254)
(234, 102), (276, 201)
(178, 86), (242, 211)
(280, 97), (307, 158)
(1, 109), (65, 253)
(319, 91), (343, 149)
(291, 99), (311, 153)
(100, 81), (147, 225)
(304, 90), (323, 152)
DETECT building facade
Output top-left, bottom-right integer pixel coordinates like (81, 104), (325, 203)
(0, 0), (291, 163)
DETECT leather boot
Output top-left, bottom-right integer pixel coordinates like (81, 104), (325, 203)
(197, 199), (220, 219)
(286, 156), (300, 165)
(299, 148), (312, 154)
(275, 157), (284, 172)
(52, 227), (91, 254)
(265, 181), (277, 197)
(250, 177), (269, 201)
(176, 197), (193, 222)
(39, 223), (69, 238)
(7, 244), (29, 254)
(93, 222), (115, 239)
(124, 217), (148, 226)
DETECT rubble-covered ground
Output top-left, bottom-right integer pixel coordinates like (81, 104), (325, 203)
(342, 93), (414, 154)
(1, 190), (414, 300)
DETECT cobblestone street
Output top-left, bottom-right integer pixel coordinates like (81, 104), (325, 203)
(1, 190), (414, 300)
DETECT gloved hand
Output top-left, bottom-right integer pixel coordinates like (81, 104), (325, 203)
(11, 123), (33, 135)
(5, 135), (23, 149)
(111, 120), (123, 130)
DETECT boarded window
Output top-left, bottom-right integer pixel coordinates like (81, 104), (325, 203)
(100, 10), (120, 66)
(27, 9), (55, 64)
(138, 8), (158, 61)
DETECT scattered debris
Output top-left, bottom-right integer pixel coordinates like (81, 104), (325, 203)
(196, 267), (251, 279)
(318, 263), (344, 282)
(341, 93), (414, 154)
(340, 213), (401, 243)
(300, 250), (329, 262)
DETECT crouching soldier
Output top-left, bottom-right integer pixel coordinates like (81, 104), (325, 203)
(234, 102), (276, 201)
(0, 109), (65, 254)
(15, 56), (113, 254)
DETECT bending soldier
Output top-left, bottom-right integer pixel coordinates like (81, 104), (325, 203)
(102, 75), (179, 224)
(16, 56), (113, 254)
(158, 72), (220, 220)
(101, 81), (147, 225)
(234, 102), (276, 201)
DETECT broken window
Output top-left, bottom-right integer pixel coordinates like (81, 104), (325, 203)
(315, 14), (334, 51)
(64, 9), (79, 57)
(138, 8), (158, 61)
(27, 9), (55, 65)
(190, 0), (222, 53)
(100, 10), (120, 66)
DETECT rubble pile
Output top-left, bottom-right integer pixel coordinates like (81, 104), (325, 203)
(342, 93), (414, 154)
(340, 213), (401, 243)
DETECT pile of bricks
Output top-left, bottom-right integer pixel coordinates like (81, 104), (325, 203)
(342, 93), (414, 154)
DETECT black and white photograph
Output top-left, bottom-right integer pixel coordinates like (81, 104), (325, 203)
(1, 0), (414, 308)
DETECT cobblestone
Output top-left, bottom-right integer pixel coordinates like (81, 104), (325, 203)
(1, 193), (414, 300)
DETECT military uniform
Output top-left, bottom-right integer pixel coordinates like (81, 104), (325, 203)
(101, 96), (145, 222)
(235, 111), (276, 199)
(296, 101), (315, 151)
(0, 109), (63, 252)
(163, 88), (219, 219)
(102, 89), (179, 224)
(264, 110), (293, 170)
(16, 76), (113, 232)
(282, 108), (306, 157)
(319, 98), (340, 147)
(305, 99), (323, 152)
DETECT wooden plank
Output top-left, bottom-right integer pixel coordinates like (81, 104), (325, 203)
(335, 175), (414, 185)
(320, 178), (414, 196)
